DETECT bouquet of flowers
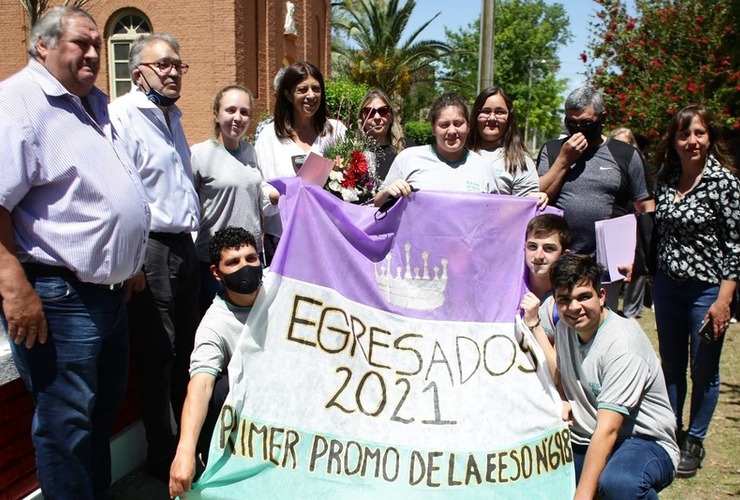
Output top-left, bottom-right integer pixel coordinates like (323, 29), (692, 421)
(323, 132), (382, 204)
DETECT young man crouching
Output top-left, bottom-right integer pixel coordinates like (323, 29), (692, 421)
(169, 227), (263, 499)
(550, 254), (677, 499)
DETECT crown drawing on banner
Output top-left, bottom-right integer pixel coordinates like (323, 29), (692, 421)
(374, 243), (449, 311)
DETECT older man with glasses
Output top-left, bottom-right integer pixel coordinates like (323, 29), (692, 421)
(109, 33), (201, 481)
(536, 86), (655, 311)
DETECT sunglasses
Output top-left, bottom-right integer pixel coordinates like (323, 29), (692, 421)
(361, 106), (392, 118)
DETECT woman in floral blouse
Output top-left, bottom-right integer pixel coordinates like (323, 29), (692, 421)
(653, 104), (740, 479)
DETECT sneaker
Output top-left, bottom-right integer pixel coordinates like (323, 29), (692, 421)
(731, 317), (738, 324)
(677, 434), (705, 478)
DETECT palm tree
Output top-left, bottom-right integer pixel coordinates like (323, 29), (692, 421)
(332, 0), (450, 99)
(21, 0), (93, 27)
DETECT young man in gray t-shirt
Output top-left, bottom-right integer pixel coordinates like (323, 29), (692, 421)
(169, 227), (264, 499)
(548, 254), (678, 498)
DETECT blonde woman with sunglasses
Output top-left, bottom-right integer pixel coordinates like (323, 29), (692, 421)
(357, 89), (414, 181)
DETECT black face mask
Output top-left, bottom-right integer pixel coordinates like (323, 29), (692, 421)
(566, 119), (603, 143)
(138, 70), (180, 107)
(221, 265), (262, 295)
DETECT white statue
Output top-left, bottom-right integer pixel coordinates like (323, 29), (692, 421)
(284, 1), (297, 35)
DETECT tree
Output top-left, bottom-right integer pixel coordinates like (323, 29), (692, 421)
(331, 0), (450, 100)
(325, 78), (370, 125)
(21, 0), (94, 27)
(587, 0), (740, 139)
(439, 0), (571, 142)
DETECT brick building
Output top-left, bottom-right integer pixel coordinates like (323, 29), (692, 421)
(0, 1), (330, 497)
(0, 0), (332, 143)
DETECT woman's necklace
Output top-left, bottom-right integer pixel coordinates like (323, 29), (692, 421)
(674, 170), (703, 202)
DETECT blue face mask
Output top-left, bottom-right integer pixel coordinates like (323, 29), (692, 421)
(138, 69), (180, 107)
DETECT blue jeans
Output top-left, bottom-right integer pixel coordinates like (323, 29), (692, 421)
(653, 270), (724, 440)
(573, 438), (675, 499)
(6, 277), (129, 500)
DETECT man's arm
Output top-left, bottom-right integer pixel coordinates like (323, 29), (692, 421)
(520, 292), (559, 385)
(169, 372), (216, 500)
(575, 408), (624, 500)
(538, 133), (589, 200)
(0, 207), (47, 348)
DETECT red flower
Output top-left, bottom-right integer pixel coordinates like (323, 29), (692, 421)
(695, 16), (704, 23)
(341, 151), (369, 188)
(349, 151), (368, 176)
(580, 53), (588, 63)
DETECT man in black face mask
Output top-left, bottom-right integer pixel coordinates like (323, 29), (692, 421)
(169, 227), (263, 499)
(109, 33), (201, 480)
(536, 86), (654, 311)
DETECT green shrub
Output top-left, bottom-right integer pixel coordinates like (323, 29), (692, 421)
(325, 79), (370, 127)
(403, 121), (434, 145)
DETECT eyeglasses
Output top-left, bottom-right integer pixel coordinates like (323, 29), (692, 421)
(477, 108), (508, 120)
(361, 106), (392, 118)
(564, 118), (598, 128)
(139, 60), (189, 75)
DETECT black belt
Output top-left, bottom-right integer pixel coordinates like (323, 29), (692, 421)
(149, 231), (191, 242)
(22, 263), (125, 291)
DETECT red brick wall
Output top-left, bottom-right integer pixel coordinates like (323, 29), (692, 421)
(0, 0), (332, 143)
(0, 365), (141, 500)
(0, 379), (36, 500)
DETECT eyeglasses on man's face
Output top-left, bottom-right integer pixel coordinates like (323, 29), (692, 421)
(564, 118), (599, 129)
(361, 105), (392, 119)
(139, 59), (189, 75)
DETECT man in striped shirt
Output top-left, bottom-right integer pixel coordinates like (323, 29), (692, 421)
(0, 7), (150, 499)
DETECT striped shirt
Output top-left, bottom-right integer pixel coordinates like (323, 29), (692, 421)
(0, 59), (151, 285)
(109, 89), (200, 233)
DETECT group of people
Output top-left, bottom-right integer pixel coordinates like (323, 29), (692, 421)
(374, 83), (738, 498)
(0, 5), (738, 500)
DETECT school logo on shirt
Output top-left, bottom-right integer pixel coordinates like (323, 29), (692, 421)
(589, 381), (602, 398)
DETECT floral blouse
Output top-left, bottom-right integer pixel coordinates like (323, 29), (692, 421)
(656, 155), (740, 284)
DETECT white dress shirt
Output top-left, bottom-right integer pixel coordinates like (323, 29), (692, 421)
(109, 88), (199, 233)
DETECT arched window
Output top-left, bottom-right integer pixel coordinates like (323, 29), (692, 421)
(108, 10), (152, 98)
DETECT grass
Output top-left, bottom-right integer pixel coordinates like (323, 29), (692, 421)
(635, 304), (740, 498)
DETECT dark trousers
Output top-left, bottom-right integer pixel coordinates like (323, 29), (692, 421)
(128, 233), (200, 466)
(195, 371), (230, 477)
(7, 276), (128, 500)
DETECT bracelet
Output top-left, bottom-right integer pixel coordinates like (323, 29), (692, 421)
(527, 319), (541, 330)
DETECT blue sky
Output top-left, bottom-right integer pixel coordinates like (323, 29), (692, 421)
(404, 0), (633, 98)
